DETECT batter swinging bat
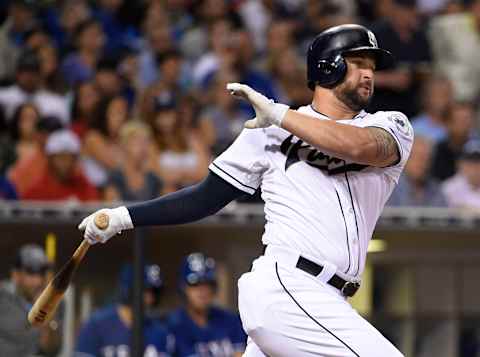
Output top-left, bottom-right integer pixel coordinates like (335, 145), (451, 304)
(27, 212), (109, 326)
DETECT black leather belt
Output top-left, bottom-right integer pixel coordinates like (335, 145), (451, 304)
(296, 256), (360, 297)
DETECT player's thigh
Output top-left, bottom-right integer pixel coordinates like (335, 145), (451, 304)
(239, 258), (403, 357)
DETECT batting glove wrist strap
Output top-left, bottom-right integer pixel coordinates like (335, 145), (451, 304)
(271, 102), (290, 127)
(113, 206), (134, 231)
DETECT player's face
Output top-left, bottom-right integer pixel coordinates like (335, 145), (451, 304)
(185, 283), (215, 312)
(333, 53), (375, 111)
(12, 269), (47, 303)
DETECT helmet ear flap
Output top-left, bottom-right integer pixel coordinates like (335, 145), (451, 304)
(315, 54), (347, 88)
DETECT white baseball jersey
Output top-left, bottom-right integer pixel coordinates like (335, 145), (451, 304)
(210, 105), (413, 280)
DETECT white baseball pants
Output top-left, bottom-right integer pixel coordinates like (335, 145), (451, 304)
(237, 246), (403, 357)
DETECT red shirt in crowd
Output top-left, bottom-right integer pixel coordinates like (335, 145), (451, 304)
(22, 168), (99, 201)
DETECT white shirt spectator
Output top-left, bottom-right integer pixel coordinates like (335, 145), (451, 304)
(429, 13), (480, 101)
(442, 174), (480, 209)
(0, 85), (70, 124)
(192, 53), (219, 87)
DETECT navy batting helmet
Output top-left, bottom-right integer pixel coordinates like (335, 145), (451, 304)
(178, 253), (217, 290)
(307, 24), (394, 89)
(119, 264), (164, 304)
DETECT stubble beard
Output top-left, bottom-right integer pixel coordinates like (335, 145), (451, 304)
(333, 82), (372, 112)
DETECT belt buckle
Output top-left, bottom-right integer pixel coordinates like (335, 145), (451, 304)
(341, 281), (360, 297)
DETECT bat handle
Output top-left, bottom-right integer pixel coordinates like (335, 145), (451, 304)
(72, 239), (91, 261)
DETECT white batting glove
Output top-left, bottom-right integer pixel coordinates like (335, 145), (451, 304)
(78, 207), (133, 244)
(226, 83), (290, 129)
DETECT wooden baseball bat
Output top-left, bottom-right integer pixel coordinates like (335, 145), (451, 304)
(27, 212), (109, 326)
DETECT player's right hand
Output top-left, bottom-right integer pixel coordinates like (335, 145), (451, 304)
(78, 206), (134, 245)
(226, 83), (289, 128)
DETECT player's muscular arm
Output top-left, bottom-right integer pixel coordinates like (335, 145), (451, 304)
(281, 111), (400, 167)
(365, 127), (400, 166)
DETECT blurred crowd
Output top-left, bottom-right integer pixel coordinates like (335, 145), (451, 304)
(0, 0), (479, 209)
(0, 244), (245, 356)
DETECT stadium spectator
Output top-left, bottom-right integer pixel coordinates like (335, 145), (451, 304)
(76, 264), (173, 357)
(148, 94), (209, 193)
(162, 0), (194, 43)
(104, 121), (163, 202)
(260, 19), (295, 72)
(417, 0), (452, 15)
(429, 0), (480, 101)
(430, 101), (477, 181)
(167, 253), (246, 357)
(369, 0), (432, 118)
(388, 136), (447, 207)
(70, 81), (101, 139)
(94, 57), (124, 98)
(442, 139), (480, 209)
(23, 129), (98, 201)
(117, 48), (141, 107)
(60, 19), (105, 87)
(138, 50), (187, 122)
(6, 103), (41, 168)
(179, 0), (236, 62)
(23, 26), (52, 51)
(192, 18), (235, 87)
(412, 75), (453, 143)
(0, 176), (17, 200)
(0, 244), (60, 356)
(0, 0), (38, 82)
(8, 115), (63, 196)
(93, 0), (135, 55)
(42, 0), (92, 54)
(199, 73), (249, 156)
(137, 6), (175, 88)
(37, 44), (66, 94)
(0, 49), (69, 123)
(267, 47), (311, 109)
(82, 96), (128, 188)
(297, 0), (357, 54)
(211, 29), (279, 118)
(236, 0), (271, 51)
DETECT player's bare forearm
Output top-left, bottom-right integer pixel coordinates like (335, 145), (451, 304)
(281, 110), (399, 167)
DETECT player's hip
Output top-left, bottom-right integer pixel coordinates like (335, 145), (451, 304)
(237, 256), (402, 357)
(238, 254), (355, 331)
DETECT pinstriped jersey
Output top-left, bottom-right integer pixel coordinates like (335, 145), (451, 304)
(209, 105), (413, 280)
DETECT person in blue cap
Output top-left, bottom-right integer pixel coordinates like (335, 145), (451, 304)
(166, 252), (246, 357)
(75, 264), (173, 357)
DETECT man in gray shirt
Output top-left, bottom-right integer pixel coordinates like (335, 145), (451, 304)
(0, 244), (59, 356)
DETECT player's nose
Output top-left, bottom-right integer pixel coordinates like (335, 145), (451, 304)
(361, 68), (374, 80)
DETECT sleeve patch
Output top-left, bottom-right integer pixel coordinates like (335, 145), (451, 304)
(386, 113), (412, 137)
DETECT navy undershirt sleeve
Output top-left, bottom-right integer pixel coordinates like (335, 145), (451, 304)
(127, 171), (247, 227)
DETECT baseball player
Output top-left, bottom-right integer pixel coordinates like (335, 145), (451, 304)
(167, 253), (246, 357)
(75, 264), (173, 357)
(79, 24), (413, 356)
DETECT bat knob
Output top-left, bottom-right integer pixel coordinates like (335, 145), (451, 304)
(94, 212), (109, 230)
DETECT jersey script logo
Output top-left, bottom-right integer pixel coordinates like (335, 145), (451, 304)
(280, 135), (368, 175)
